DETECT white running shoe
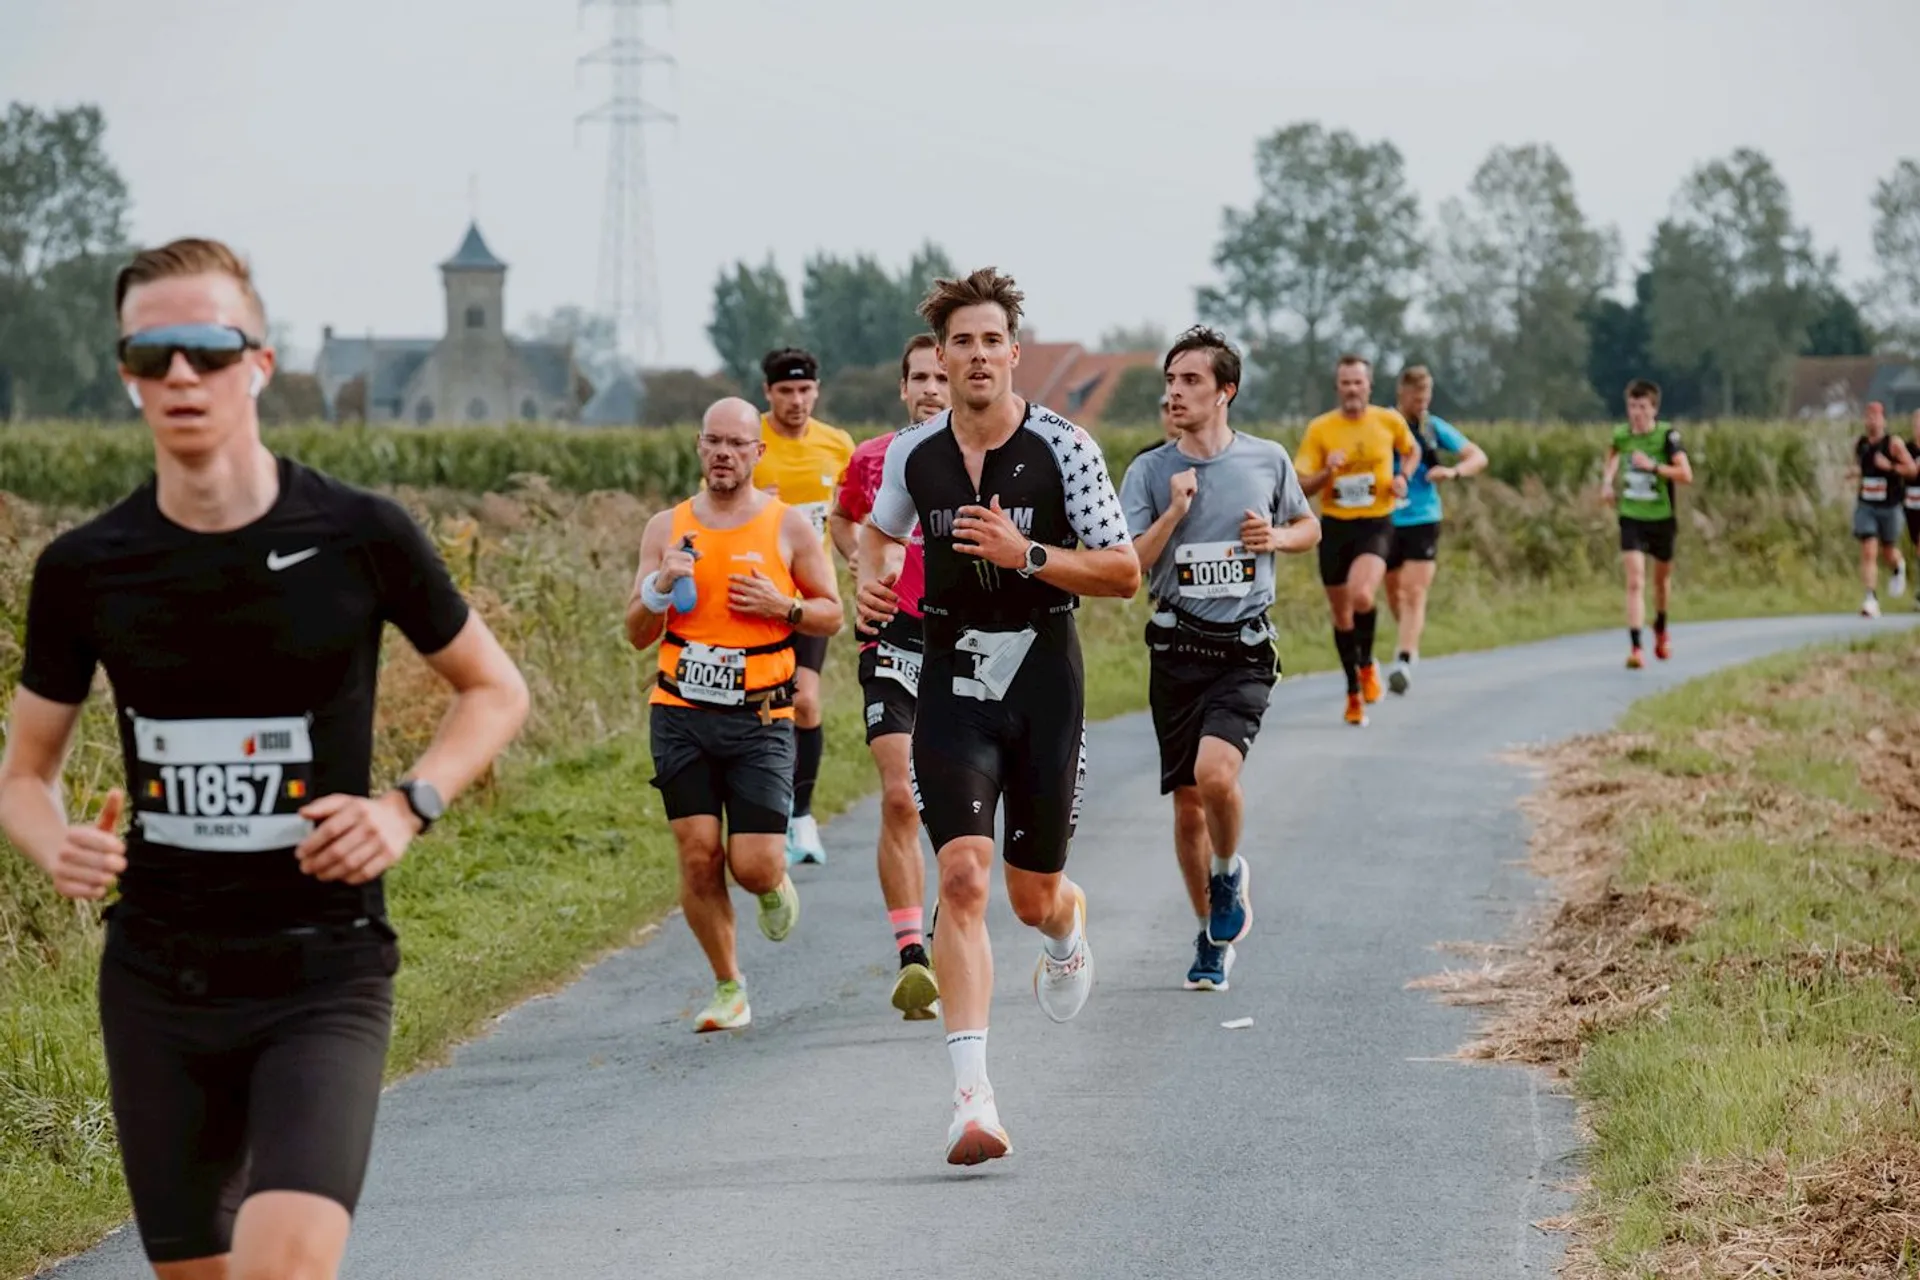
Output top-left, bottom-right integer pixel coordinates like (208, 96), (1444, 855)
(945, 1083), (1011, 1166)
(1892, 564), (1909, 599)
(1034, 885), (1094, 1023)
(787, 813), (826, 865)
(1864, 593), (1882, 618)
(1387, 659), (1411, 696)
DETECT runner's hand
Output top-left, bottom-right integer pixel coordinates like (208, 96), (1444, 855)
(728, 567), (792, 619)
(857, 570), (899, 633)
(1600, 485), (1617, 507)
(296, 793), (416, 885)
(953, 496), (1029, 569)
(47, 788), (126, 900)
(657, 546), (697, 585)
(1630, 450), (1654, 471)
(1240, 509), (1281, 553)
(1391, 474), (1408, 498)
(1169, 468), (1198, 515)
(1428, 465), (1457, 482)
(1874, 452), (1893, 471)
(1325, 449), (1348, 472)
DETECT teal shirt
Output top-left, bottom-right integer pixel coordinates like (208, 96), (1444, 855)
(1613, 422), (1686, 522)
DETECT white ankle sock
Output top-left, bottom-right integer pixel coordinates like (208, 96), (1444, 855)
(1210, 854), (1240, 879)
(947, 1028), (987, 1092)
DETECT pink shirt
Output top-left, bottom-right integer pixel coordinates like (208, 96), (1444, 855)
(836, 431), (925, 639)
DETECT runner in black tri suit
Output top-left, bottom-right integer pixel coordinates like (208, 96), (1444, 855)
(0, 239), (529, 1278)
(1851, 400), (1915, 617)
(857, 268), (1140, 1167)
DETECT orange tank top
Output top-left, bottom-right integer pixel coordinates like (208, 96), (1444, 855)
(650, 497), (799, 718)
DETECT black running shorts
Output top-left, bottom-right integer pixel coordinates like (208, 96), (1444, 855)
(792, 632), (829, 674)
(648, 703), (795, 832)
(1618, 516), (1677, 562)
(911, 618), (1086, 875)
(1149, 653), (1276, 795)
(1386, 522), (1441, 570)
(1317, 515), (1394, 586)
(98, 915), (397, 1264)
(857, 644), (918, 744)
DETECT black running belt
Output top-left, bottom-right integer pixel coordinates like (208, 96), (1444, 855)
(662, 632), (794, 657)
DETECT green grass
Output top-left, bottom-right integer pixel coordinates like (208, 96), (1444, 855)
(1573, 631), (1920, 1275)
(0, 416), (1894, 1278)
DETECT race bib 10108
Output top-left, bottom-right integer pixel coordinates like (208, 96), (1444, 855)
(1174, 540), (1256, 599)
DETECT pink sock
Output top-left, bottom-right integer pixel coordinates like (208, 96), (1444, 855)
(890, 907), (924, 953)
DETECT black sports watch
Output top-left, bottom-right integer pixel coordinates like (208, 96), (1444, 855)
(1017, 541), (1048, 578)
(786, 599), (804, 626)
(396, 778), (445, 833)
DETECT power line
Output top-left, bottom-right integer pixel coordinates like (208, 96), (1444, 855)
(578, 0), (676, 371)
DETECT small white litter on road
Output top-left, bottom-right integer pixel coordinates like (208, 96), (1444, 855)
(1221, 1017), (1254, 1030)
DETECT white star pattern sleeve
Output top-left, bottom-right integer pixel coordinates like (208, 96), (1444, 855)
(1029, 409), (1130, 549)
(869, 413), (939, 540)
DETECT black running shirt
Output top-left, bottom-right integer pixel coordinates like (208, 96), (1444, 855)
(20, 455), (471, 932)
(868, 403), (1129, 630)
(1857, 434), (1904, 509)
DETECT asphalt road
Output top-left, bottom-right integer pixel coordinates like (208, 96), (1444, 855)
(46, 614), (1901, 1280)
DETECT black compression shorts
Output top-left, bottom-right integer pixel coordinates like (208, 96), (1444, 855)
(1386, 522), (1441, 570)
(1148, 650), (1277, 795)
(1618, 516), (1677, 562)
(649, 703), (795, 832)
(792, 632), (829, 674)
(1317, 515), (1394, 586)
(98, 915), (397, 1264)
(857, 643), (918, 743)
(911, 617), (1086, 875)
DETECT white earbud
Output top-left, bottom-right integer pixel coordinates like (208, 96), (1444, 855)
(1216, 393), (1227, 407)
(125, 382), (143, 410)
(249, 368), (265, 398)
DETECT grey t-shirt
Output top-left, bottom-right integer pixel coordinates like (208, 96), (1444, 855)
(1120, 433), (1313, 623)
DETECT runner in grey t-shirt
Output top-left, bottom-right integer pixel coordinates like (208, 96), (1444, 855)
(1119, 327), (1319, 994)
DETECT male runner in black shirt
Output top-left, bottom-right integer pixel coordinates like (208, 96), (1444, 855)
(0, 238), (529, 1279)
(857, 267), (1140, 1166)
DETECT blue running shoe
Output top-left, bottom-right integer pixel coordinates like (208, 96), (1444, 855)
(1183, 931), (1234, 991)
(1207, 858), (1251, 946)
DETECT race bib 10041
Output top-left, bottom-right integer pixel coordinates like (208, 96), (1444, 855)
(131, 714), (316, 852)
(1331, 473), (1376, 509)
(675, 641), (747, 706)
(1174, 540), (1256, 599)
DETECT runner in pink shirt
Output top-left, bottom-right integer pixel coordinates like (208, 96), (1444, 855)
(829, 334), (947, 1019)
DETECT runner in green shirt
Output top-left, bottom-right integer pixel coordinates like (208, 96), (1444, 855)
(1599, 378), (1693, 669)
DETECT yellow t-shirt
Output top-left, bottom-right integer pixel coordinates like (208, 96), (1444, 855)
(755, 416), (855, 540)
(1294, 406), (1418, 521)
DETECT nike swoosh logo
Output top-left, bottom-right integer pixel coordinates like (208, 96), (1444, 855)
(266, 548), (319, 572)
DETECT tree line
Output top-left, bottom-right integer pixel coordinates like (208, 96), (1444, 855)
(5, 100), (1916, 425)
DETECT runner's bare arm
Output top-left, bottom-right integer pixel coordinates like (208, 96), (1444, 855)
(623, 510), (677, 651)
(1131, 501), (1185, 571)
(1431, 439), (1488, 482)
(782, 506), (845, 638)
(1600, 447), (1620, 503)
(828, 508), (862, 567)
(855, 519), (907, 631)
(1658, 444), (1693, 486)
(0, 691), (125, 897)
(1895, 439), (1918, 480)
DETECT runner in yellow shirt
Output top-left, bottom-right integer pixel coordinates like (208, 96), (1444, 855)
(755, 347), (856, 864)
(1293, 354), (1420, 726)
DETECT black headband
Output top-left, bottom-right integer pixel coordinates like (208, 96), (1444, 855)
(770, 364), (814, 385)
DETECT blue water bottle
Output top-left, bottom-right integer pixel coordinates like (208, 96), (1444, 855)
(671, 534), (699, 613)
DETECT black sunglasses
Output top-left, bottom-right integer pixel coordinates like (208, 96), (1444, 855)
(117, 324), (261, 379)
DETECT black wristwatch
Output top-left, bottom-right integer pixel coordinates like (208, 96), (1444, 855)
(786, 599), (804, 626)
(396, 778), (445, 833)
(1017, 541), (1049, 578)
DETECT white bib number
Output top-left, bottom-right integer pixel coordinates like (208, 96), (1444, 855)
(131, 714), (316, 852)
(1174, 540), (1256, 600)
(1331, 473), (1375, 509)
(873, 642), (921, 694)
(952, 627), (1037, 703)
(1904, 487), (1920, 511)
(794, 500), (830, 536)
(1623, 468), (1660, 501)
(1863, 476), (1889, 503)
(675, 641), (747, 706)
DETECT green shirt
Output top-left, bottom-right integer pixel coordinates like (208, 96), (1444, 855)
(1612, 422), (1686, 522)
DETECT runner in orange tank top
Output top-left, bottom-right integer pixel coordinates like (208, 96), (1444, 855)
(626, 397), (842, 1033)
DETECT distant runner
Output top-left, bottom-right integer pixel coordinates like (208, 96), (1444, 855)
(1294, 355), (1420, 726)
(1130, 394), (1179, 467)
(1906, 409), (1920, 601)
(1383, 366), (1487, 694)
(1851, 400), (1914, 618)
(858, 267), (1140, 1165)
(1121, 327), (1317, 991)
(754, 348), (855, 865)
(1600, 378), (1692, 665)
(828, 333), (950, 1020)
(629, 397), (842, 1032)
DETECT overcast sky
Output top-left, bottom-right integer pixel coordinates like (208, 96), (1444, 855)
(5, 0), (1914, 372)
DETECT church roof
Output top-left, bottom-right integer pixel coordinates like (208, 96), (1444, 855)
(441, 222), (506, 271)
